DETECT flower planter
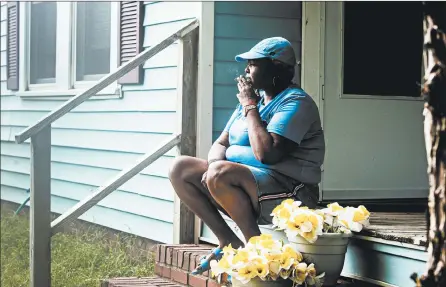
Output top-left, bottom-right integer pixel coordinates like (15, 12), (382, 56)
(231, 277), (293, 287)
(288, 232), (353, 286)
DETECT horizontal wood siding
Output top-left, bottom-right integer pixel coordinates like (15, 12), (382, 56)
(0, 1), (199, 244)
(212, 1), (302, 141)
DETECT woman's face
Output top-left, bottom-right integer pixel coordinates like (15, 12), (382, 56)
(244, 59), (273, 90)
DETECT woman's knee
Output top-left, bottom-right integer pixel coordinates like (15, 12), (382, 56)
(206, 161), (234, 194)
(168, 155), (202, 183)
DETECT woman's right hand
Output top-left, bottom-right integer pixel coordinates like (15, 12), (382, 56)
(201, 171), (208, 189)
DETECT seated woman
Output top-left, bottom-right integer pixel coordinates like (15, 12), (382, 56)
(168, 37), (325, 275)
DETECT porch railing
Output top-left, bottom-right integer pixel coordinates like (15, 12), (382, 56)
(14, 19), (199, 287)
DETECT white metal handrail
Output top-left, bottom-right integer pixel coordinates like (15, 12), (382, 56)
(50, 134), (182, 234)
(15, 19), (199, 144)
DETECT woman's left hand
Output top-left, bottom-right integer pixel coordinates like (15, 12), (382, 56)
(236, 76), (260, 106)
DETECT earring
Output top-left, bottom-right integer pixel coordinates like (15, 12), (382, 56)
(272, 76), (278, 87)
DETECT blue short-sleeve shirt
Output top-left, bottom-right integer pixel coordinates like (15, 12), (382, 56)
(223, 86), (325, 184)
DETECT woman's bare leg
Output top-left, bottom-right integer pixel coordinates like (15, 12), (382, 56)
(168, 156), (243, 248)
(206, 161), (261, 242)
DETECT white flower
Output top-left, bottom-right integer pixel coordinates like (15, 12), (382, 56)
(338, 206), (370, 232)
(285, 208), (323, 243)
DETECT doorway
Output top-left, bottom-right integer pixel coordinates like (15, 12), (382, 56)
(321, 2), (428, 201)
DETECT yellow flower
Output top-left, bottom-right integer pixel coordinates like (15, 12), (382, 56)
(210, 236), (322, 284)
(352, 209), (367, 222)
(249, 234), (274, 249)
(314, 209), (324, 216)
(236, 265), (258, 284)
(279, 268), (292, 279)
(338, 206), (370, 232)
(248, 235), (261, 245)
(339, 219), (348, 226)
(258, 239), (282, 252)
(259, 239), (274, 249)
(309, 214), (321, 228)
(284, 208), (323, 243)
(222, 244), (235, 256)
(210, 256), (231, 277)
(282, 198), (295, 206)
(259, 233), (273, 240)
(279, 252), (294, 270)
(271, 204), (284, 216)
(358, 205), (370, 216)
(252, 259), (269, 279)
(268, 261), (281, 276)
(354, 205), (370, 221)
(327, 202), (344, 213)
(306, 263), (316, 277)
(300, 228), (318, 243)
(293, 213), (308, 225)
(233, 249), (250, 265)
(282, 244), (303, 262)
(271, 200), (305, 231)
(265, 252), (282, 262)
(293, 262), (308, 284)
(278, 207), (291, 220)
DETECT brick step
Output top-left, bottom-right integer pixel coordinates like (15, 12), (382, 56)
(101, 276), (185, 287)
(154, 243), (221, 287)
(152, 244), (374, 287)
(101, 275), (368, 287)
(102, 244), (375, 287)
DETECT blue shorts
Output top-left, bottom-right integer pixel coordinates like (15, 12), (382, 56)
(244, 165), (319, 225)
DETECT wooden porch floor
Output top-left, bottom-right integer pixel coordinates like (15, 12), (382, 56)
(359, 211), (427, 247)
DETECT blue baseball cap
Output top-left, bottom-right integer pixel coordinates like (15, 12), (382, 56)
(235, 37), (296, 67)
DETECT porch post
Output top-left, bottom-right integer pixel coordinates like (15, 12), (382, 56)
(173, 27), (199, 244)
(30, 126), (52, 287)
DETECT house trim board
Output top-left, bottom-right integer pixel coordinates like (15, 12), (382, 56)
(323, 188), (428, 200)
(179, 1), (214, 244)
(342, 236), (427, 287)
(196, 2), (214, 161)
(301, 1), (325, 201)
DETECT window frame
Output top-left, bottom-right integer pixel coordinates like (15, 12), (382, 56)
(338, 2), (424, 102)
(17, 1), (119, 98)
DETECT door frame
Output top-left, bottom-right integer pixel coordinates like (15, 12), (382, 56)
(188, 1), (215, 244)
(317, 2), (428, 202)
(301, 1), (326, 201)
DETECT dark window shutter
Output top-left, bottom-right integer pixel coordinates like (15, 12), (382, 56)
(117, 1), (144, 85)
(6, 1), (19, 91)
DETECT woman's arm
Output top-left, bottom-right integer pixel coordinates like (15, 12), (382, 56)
(207, 131), (230, 163)
(245, 109), (296, 165)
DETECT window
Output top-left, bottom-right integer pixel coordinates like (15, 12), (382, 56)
(29, 2), (57, 85)
(5, 1), (144, 96)
(74, 2), (111, 82)
(342, 2), (424, 98)
(26, 1), (116, 92)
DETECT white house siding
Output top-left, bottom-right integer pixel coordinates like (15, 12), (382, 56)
(0, 1), (199, 244)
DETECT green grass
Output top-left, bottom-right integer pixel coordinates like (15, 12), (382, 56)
(1, 208), (154, 287)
